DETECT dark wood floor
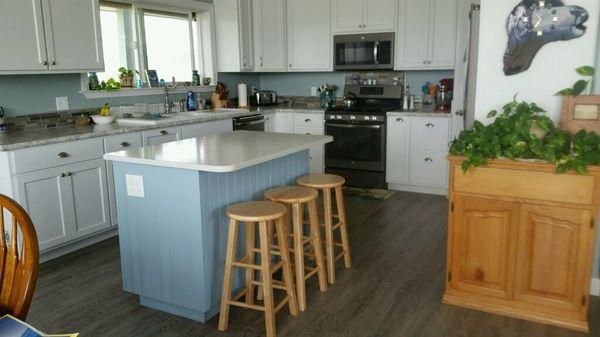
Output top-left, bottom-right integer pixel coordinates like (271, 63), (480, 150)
(28, 191), (599, 337)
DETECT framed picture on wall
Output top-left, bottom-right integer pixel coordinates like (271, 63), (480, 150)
(146, 70), (159, 88)
(560, 95), (600, 134)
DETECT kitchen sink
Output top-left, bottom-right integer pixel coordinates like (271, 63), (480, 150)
(115, 109), (249, 126)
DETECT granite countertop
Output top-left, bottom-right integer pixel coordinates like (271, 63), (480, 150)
(387, 110), (453, 117)
(104, 131), (332, 172)
(0, 110), (252, 151)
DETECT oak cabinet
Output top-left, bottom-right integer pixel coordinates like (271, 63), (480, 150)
(444, 157), (600, 332)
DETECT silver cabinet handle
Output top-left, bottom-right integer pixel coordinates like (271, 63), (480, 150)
(424, 158), (433, 163)
(289, 64), (292, 68)
(260, 56), (263, 68)
(43, 61), (48, 66)
(305, 118), (311, 123)
(120, 141), (130, 148)
(423, 60), (428, 65)
(52, 61), (56, 65)
(57, 152), (69, 159)
(308, 155), (313, 160)
(455, 110), (465, 117)
(160, 130), (168, 135)
(396, 117), (404, 122)
(425, 123), (434, 128)
(60, 172), (72, 177)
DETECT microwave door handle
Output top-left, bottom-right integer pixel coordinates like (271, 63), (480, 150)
(374, 41), (379, 65)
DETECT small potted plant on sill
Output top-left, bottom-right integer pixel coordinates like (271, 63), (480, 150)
(119, 67), (135, 88)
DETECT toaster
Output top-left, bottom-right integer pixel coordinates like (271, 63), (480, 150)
(249, 90), (278, 106)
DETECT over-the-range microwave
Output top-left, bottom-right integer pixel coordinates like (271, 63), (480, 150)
(333, 32), (395, 70)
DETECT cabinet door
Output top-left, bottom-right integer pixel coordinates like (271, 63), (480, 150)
(309, 147), (324, 174)
(275, 113), (294, 133)
(16, 168), (71, 251)
(331, 0), (364, 33)
(428, 0), (458, 68)
(143, 128), (182, 146)
(395, 0), (431, 70)
(42, 0), (104, 71)
(239, 0), (255, 71)
(287, 0), (332, 71)
(0, 0), (48, 72)
(181, 120), (233, 140)
(450, 196), (519, 299)
(363, 0), (396, 32)
(264, 114), (276, 132)
(253, 0), (286, 71)
(514, 205), (592, 314)
(386, 115), (410, 183)
(66, 160), (111, 239)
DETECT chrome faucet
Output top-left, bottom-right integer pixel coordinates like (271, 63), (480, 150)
(164, 83), (188, 114)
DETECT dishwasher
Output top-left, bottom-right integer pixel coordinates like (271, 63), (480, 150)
(233, 114), (265, 131)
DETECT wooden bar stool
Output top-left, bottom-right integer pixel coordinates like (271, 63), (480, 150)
(297, 174), (351, 285)
(264, 186), (328, 312)
(219, 201), (298, 337)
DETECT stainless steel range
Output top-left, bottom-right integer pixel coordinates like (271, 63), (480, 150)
(325, 84), (403, 188)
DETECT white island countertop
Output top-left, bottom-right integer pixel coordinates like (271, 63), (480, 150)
(103, 131), (332, 172)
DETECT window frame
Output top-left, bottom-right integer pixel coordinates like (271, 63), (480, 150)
(81, 0), (217, 99)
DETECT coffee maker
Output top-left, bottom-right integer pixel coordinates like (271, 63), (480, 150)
(435, 78), (453, 112)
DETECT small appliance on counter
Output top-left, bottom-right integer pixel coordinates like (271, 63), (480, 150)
(212, 82), (229, 108)
(435, 78), (454, 113)
(249, 89), (278, 106)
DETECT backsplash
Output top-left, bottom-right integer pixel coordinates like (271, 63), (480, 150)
(5, 109), (99, 131)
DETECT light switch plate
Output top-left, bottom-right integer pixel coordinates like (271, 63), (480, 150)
(126, 174), (145, 198)
(56, 96), (69, 111)
(311, 87), (318, 97)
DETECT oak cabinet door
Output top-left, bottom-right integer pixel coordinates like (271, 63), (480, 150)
(450, 196), (519, 299)
(514, 205), (592, 314)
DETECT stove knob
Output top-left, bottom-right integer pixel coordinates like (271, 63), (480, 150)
(364, 116), (370, 121)
(350, 115), (356, 120)
(371, 116), (378, 121)
(336, 115), (343, 120)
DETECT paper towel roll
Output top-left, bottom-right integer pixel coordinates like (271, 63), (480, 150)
(238, 82), (248, 108)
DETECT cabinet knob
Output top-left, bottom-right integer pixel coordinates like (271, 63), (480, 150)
(289, 64), (292, 67)
(120, 141), (130, 148)
(43, 61), (49, 66)
(60, 172), (71, 178)
(396, 117), (404, 122)
(160, 130), (168, 135)
(475, 268), (484, 280)
(308, 155), (313, 160)
(423, 60), (428, 65)
(57, 152), (69, 159)
(52, 61), (56, 66)
(424, 157), (433, 163)
(425, 123), (434, 128)
(305, 118), (311, 123)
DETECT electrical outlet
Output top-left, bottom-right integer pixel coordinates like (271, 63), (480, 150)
(56, 96), (69, 111)
(311, 87), (318, 97)
(126, 174), (145, 198)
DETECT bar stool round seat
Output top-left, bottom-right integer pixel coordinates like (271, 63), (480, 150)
(226, 201), (287, 222)
(264, 186), (318, 204)
(296, 174), (345, 189)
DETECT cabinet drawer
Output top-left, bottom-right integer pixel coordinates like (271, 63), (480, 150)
(409, 150), (448, 187)
(294, 126), (324, 136)
(410, 117), (450, 151)
(104, 132), (143, 153)
(142, 127), (182, 146)
(294, 113), (324, 128)
(12, 138), (104, 174)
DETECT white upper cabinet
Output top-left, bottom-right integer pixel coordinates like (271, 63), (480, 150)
(0, 0), (103, 74)
(395, 0), (458, 70)
(0, 0), (48, 72)
(253, 0), (287, 71)
(332, 0), (396, 34)
(215, 0), (254, 72)
(42, 0), (103, 71)
(287, 0), (332, 71)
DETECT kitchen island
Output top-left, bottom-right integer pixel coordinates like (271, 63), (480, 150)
(103, 131), (332, 322)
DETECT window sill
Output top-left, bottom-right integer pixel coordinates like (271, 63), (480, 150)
(81, 85), (216, 99)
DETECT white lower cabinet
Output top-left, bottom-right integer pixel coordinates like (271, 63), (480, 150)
(386, 113), (451, 194)
(16, 159), (110, 251)
(181, 119), (233, 139)
(275, 113), (294, 133)
(264, 113), (277, 132)
(143, 127), (182, 146)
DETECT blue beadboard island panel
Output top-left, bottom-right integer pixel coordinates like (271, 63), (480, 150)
(112, 150), (309, 322)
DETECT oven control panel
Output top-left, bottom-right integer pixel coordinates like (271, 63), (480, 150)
(325, 114), (384, 122)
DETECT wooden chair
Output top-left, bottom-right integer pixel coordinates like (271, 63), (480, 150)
(0, 194), (40, 320)
(264, 186), (327, 312)
(219, 201), (298, 337)
(297, 174), (351, 285)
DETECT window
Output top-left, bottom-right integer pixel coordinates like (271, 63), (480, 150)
(97, 2), (135, 82)
(87, 1), (215, 94)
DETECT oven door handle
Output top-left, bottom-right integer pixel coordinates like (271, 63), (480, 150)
(326, 123), (382, 129)
(236, 120), (265, 127)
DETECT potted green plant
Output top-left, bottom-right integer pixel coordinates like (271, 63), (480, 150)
(119, 67), (135, 88)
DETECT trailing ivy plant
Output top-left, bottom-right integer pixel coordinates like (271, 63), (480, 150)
(556, 66), (595, 96)
(449, 98), (600, 174)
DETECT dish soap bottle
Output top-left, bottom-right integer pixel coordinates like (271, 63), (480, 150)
(100, 103), (110, 116)
(186, 91), (197, 111)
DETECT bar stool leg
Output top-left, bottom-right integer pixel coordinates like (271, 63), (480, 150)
(291, 203), (307, 311)
(323, 188), (336, 285)
(218, 219), (239, 331)
(335, 186), (352, 268)
(245, 221), (256, 305)
(308, 199), (328, 291)
(258, 221), (276, 337)
(275, 217), (299, 316)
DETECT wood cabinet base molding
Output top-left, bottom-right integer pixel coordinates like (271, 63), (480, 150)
(444, 156), (600, 333)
